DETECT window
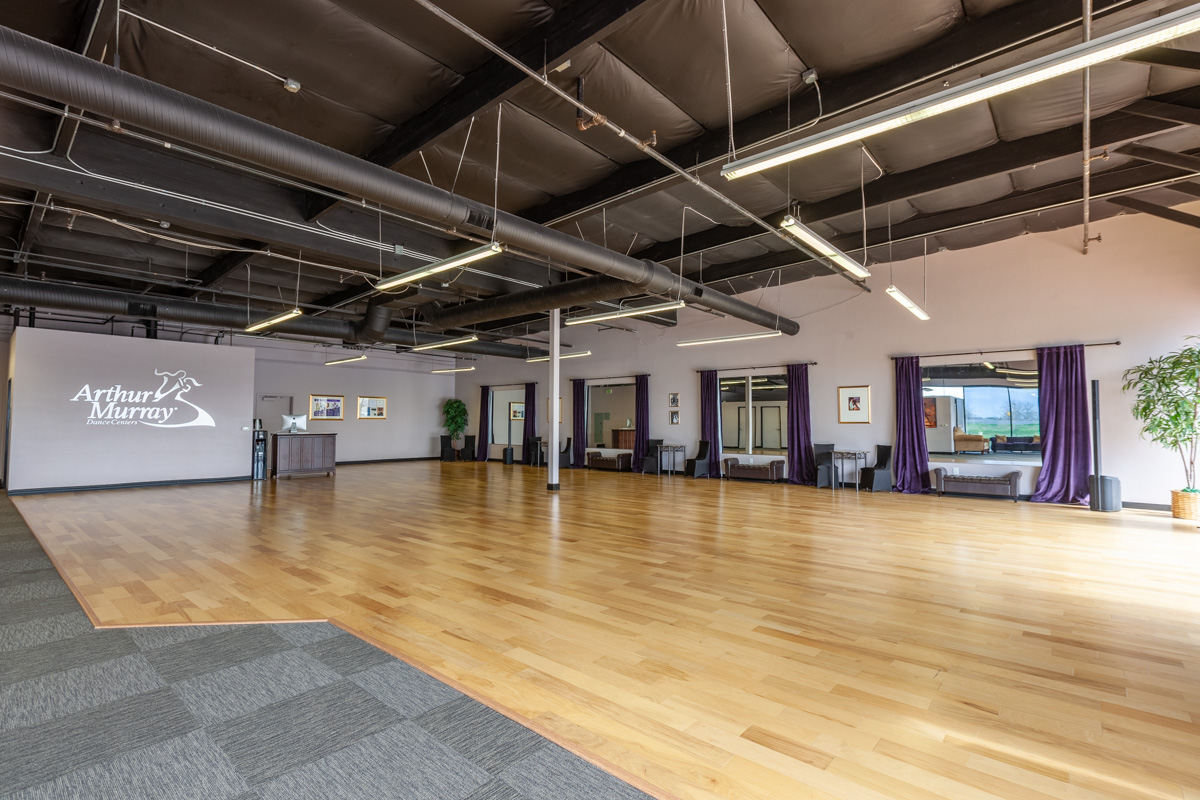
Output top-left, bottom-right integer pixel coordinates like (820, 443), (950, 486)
(489, 388), (524, 445)
(719, 374), (787, 455)
(586, 383), (635, 448)
(961, 386), (1040, 438)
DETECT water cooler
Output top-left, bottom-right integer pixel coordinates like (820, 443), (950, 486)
(251, 422), (268, 480)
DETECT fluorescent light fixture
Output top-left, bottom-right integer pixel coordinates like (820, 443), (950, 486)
(376, 243), (503, 290)
(721, 5), (1200, 179)
(245, 307), (301, 332)
(677, 330), (784, 347)
(1008, 377), (1039, 384)
(525, 350), (592, 363)
(997, 367), (1038, 375)
(410, 334), (479, 352)
(325, 353), (367, 366)
(780, 215), (869, 279)
(564, 300), (685, 326)
(982, 361), (995, 369)
(885, 285), (930, 320)
(431, 366), (476, 374)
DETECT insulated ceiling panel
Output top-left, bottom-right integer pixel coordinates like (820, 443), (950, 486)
(961, 0), (1030, 17)
(1137, 125), (1200, 153)
(687, 168), (790, 218)
(867, 103), (1000, 173)
(933, 216), (1027, 250)
(909, 174), (1015, 215)
(395, 147), (549, 212)
(822, 199), (918, 235)
(759, 0), (962, 78)
(0, 0), (86, 49)
(603, 0), (803, 130)
(510, 45), (705, 164)
(600, 191), (717, 243)
(763, 145), (876, 203)
(1022, 201), (1121, 233)
(0, 96), (59, 152)
(989, 61), (1152, 141)
(686, 236), (776, 265)
(1009, 150), (1133, 191)
(1146, 35), (1200, 95)
(555, 213), (645, 257)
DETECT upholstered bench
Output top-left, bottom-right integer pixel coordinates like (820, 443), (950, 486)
(933, 468), (1020, 502)
(587, 452), (632, 472)
(723, 458), (785, 483)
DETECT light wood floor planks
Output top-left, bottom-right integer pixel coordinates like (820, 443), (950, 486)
(14, 462), (1200, 800)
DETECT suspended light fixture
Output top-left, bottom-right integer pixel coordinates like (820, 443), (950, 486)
(885, 285), (930, 320)
(525, 350), (592, 363)
(997, 367), (1038, 375)
(677, 330), (784, 347)
(410, 334), (479, 352)
(246, 307), (301, 332)
(563, 301), (685, 326)
(982, 361), (995, 370)
(325, 352), (367, 366)
(376, 243), (503, 291)
(431, 366), (476, 374)
(779, 215), (869, 279)
(721, 6), (1200, 179)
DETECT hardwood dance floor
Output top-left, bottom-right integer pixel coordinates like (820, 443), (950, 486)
(14, 462), (1200, 800)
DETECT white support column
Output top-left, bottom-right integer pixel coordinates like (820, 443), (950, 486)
(547, 307), (561, 491)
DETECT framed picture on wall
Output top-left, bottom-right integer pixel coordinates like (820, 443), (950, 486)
(668, 392), (680, 408)
(510, 401), (525, 421)
(310, 394), (344, 420)
(837, 386), (870, 424)
(668, 410), (680, 425)
(923, 397), (937, 428)
(357, 396), (387, 419)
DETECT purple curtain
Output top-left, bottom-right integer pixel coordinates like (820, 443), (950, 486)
(786, 364), (815, 485)
(476, 385), (490, 461)
(894, 356), (931, 494)
(571, 378), (586, 468)
(522, 382), (537, 464)
(632, 374), (649, 472)
(1030, 345), (1090, 505)
(700, 370), (721, 462)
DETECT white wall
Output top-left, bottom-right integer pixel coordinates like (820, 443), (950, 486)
(457, 209), (1200, 505)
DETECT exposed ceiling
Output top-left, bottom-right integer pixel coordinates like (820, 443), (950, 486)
(2, 0), (1200, 355)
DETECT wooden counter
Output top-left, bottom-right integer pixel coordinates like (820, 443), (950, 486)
(272, 433), (336, 478)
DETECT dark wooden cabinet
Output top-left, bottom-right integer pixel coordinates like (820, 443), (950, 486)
(272, 433), (336, 478)
(611, 428), (636, 449)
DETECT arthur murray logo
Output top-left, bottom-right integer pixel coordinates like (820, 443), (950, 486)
(69, 369), (216, 428)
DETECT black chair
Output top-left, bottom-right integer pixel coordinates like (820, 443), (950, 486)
(642, 439), (664, 474)
(560, 437), (573, 467)
(685, 440), (712, 478)
(858, 444), (893, 492)
(814, 443), (840, 489)
(525, 436), (544, 467)
(440, 435), (457, 462)
(462, 435), (476, 462)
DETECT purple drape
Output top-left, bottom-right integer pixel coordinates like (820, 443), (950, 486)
(894, 356), (931, 494)
(1030, 345), (1090, 505)
(786, 363), (815, 485)
(700, 370), (721, 461)
(522, 382), (537, 464)
(632, 374), (649, 472)
(571, 378), (586, 468)
(476, 385), (490, 461)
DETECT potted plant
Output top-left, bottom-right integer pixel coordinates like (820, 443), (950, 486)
(442, 398), (468, 453)
(1123, 336), (1200, 519)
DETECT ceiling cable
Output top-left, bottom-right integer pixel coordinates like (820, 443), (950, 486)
(492, 104), (502, 243)
(721, 0), (737, 159)
(451, 115), (474, 196)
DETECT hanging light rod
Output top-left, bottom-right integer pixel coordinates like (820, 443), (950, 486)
(432, 366), (476, 374)
(721, 5), (1200, 179)
(564, 300), (685, 326)
(410, 334), (479, 352)
(325, 353), (367, 366)
(677, 330), (784, 347)
(996, 367), (1038, 375)
(376, 243), (503, 291)
(246, 307), (301, 332)
(526, 350), (593, 363)
(780, 216), (869, 279)
(885, 285), (930, 320)
(982, 361), (995, 369)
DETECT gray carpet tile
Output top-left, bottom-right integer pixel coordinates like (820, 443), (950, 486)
(461, 779), (535, 800)
(207, 679), (404, 785)
(0, 538), (50, 555)
(0, 592), (85, 625)
(8, 730), (250, 800)
(0, 653), (165, 731)
(175, 649), (343, 726)
(128, 623), (249, 651)
(351, 659), (462, 718)
(143, 626), (293, 682)
(303, 630), (397, 675)
(0, 555), (54, 573)
(0, 628), (139, 686)
(0, 611), (94, 653)
(499, 746), (652, 800)
(0, 579), (71, 605)
(0, 566), (64, 589)
(0, 686), (199, 795)
(270, 620), (343, 646)
(415, 696), (549, 774)
(257, 722), (491, 800)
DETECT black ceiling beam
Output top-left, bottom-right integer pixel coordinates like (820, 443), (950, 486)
(1123, 97), (1200, 127)
(1116, 142), (1200, 171)
(9, 190), (50, 272)
(1166, 181), (1200, 199)
(1123, 46), (1200, 72)
(53, 0), (117, 157)
(304, 0), (660, 222)
(188, 244), (262, 292)
(1106, 194), (1200, 228)
(518, 0), (1164, 226)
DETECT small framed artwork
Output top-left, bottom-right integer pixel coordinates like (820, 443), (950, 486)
(357, 396), (387, 419)
(668, 392), (680, 408)
(668, 410), (680, 425)
(310, 394), (344, 421)
(923, 397), (937, 428)
(510, 401), (525, 421)
(838, 386), (870, 424)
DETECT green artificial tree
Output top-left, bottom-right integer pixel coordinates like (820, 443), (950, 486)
(442, 398), (469, 442)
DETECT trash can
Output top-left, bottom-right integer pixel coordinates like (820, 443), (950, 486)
(502, 446), (514, 464)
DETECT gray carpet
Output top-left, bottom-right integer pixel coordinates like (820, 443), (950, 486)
(0, 499), (653, 800)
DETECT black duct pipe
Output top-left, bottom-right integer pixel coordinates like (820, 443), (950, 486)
(423, 275), (636, 329)
(351, 301), (393, 344)
(0, 26), (799, 336)
(0, 277), (542, 358)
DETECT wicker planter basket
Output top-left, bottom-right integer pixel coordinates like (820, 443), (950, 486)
(1171, 490), (1200, 520)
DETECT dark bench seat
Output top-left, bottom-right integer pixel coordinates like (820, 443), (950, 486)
(723, 458), (785, 483)
(933, 468), (1020, 502)
(587, 452), (632, 472)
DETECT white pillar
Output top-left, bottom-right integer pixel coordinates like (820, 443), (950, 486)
(547, 307), (561, 491)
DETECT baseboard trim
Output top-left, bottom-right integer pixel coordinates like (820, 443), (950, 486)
(335, 456), (439, 466)
(8, 474), (252, 496)
(1121, 501), (1170, 511)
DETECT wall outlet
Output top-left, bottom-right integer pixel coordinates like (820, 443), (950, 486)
(952, 466), (959, 475)
(241, 426), (250, 431)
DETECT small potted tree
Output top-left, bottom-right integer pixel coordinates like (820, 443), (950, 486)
(442, 398), (468, 458)
(1123, 336), (1200, 519)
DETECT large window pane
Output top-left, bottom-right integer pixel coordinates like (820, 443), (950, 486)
(720, 378), (748, 453)
(1010, 388), (1040, 436)
(963, 386), (1012, 437)
(754, 375), (787, 453)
